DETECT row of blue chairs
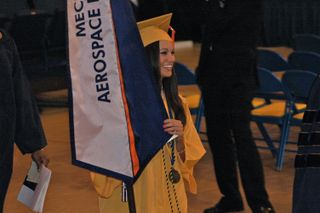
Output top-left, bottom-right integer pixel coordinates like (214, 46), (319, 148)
(257, 35), (320, 164)
(293, 34), (320, 54)
(174, 61), (319, 171)
(258, 49), (320, 74)
(251, 68), (318, 170)
(257, 47), (320, 163)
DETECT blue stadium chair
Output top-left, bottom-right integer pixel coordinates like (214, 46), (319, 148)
(174, 62), (204, 132)
(257, 49), (291, 71)
(282, 70), (318, 125)
(293, 34), (320, 54)
(251, 67), (296, 170)
(288, 51), (320, 74)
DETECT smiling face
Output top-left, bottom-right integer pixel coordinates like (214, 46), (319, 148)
(159, 40), (175, 80)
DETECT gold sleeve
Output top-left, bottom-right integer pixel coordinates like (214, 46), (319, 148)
(177, 96), (206, 194)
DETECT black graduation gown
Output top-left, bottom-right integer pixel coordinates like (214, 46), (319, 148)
(0, 30), (47, 210)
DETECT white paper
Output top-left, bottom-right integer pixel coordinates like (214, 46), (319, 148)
(17, 162), (52, 213)
(26, 161), (40, 183)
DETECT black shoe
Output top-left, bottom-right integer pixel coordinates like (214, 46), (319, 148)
(252, 204), (276, 213)
(203, 197), (244, 213)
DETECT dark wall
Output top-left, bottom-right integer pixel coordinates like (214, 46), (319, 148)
(262, 0), (320, 46)
(136, 0), (320, 46)
(136, 0), (202, 41)
(2, 0), (319, 46)
(0, 0), (65, 16)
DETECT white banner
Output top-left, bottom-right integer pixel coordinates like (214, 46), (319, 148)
(67, 0), (134, 178)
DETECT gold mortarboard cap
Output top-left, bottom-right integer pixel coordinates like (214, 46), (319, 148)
(137, 13), (173, 47)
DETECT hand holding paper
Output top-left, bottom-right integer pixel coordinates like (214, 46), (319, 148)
(31, 149), (49, 169)
(17, 161), (52, 213)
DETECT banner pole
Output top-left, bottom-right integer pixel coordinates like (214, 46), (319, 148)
(127, 184), (136, 213)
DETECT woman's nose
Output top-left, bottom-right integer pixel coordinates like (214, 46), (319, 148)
(168, 53), (175, 62)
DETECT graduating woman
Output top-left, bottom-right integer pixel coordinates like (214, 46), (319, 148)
(90, 14), (205, 213)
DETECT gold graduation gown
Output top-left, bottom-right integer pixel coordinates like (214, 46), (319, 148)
(90, 96), (206, 213)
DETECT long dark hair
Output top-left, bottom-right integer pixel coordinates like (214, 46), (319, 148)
(145, 42), (186, 126)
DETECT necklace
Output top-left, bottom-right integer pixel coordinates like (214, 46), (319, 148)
(161, 147), (181, 212)
(168, 107), (181, 184)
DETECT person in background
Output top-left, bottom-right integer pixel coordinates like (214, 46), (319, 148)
(0, 30), (49, 212)
(90, 14), (206, 213)
(195, 0), (276, 212)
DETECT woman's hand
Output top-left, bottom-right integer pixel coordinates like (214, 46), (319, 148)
(31, 149), (49, 169)
(163, 119), (183, 137)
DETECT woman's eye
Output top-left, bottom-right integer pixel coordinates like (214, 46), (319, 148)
(160, 51), (168, 55)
